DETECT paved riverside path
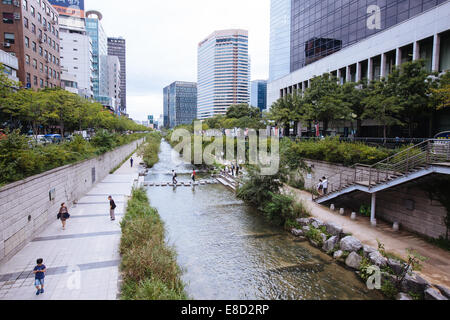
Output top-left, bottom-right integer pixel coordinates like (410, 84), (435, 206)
(287, 187), (450, 289)
(0, 154), (142, 300)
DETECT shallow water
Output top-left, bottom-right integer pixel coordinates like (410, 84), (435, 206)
(144, 140), (383, 300)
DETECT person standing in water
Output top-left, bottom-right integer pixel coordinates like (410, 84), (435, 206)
(191, 169), (196, 182)
(172, 170), (178, 184)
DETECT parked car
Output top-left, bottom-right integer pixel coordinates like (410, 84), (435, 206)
(44, 134), (62, 144)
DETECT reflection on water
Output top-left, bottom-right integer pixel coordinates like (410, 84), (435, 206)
(145, 141), (383, 300)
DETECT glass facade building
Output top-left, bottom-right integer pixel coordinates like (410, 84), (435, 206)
(290, 0), (448, 72)
(163, 81), (197, 128)
(86, 12), (107, 102)
(197, 29), (250, 120)
(250, 80), (268, 112)
(269, 0), (292, 82)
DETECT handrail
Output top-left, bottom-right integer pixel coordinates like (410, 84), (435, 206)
(312, 139), (450, 201)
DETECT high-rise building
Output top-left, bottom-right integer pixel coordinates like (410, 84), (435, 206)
(107, 37), (126, 114)
(1, 0), (61, 89)
(268, 0), (450, 107)
(269, 0), (291, 82)
(85, 10), (108, 103)
(106, 55), (121, 114)
(49, 0), (93, 99)
(250, 80), (268, 112)
(197, 29), (250, 120)
(163, 81), (197, 128)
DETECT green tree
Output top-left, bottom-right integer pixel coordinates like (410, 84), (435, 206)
(342, 81), (368, 137)
(303, 73), (352, 135)
(362, 79), (403, 140)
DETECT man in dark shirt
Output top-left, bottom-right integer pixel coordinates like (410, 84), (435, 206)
(108, 196), (116, 221)
(130, 157), (134, 168)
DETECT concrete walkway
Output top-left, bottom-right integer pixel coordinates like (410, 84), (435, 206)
(0, 155), (142, 300)
(287, 186), (450, 288)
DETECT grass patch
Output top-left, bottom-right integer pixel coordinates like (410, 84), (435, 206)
(138, 132), (162, 168)
(119, 187), (187, 300)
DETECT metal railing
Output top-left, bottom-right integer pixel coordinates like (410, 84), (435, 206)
(312, 139), (450, 201)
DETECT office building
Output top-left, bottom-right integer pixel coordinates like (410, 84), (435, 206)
(50, 0), (94, 98)
(163, 81), (197, 128)
(0, 48), (19, 82)
(250, 80), (268, 112)
(85, 10), (108, 103)
(107, 37), (126, 114)
(268, 0), (450, 108)
(269, 0), (291, 82)
(1, 0), (61, 89)
(197, 29), (250, 119)
(106, 55), (120, 113)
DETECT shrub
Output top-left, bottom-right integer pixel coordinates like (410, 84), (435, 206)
(119, 187), (187, 300)
(381, 280), (398, 300)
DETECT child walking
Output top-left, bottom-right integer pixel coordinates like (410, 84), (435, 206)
(33, 258), (46, 295)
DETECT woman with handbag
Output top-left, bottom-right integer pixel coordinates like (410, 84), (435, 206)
(57, 203), (70, 230)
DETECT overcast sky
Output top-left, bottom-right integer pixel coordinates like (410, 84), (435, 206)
(86, 0), (271, 122)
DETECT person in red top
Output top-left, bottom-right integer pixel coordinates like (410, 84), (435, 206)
(191, 169), (196, 182)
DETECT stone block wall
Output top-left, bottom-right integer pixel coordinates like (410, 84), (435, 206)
(0, 138), (144, 263)
(301, 160), (448, 239)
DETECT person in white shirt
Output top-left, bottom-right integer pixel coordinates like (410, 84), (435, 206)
(322, 176), (328, 194)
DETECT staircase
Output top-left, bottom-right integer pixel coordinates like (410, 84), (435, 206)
(313, 139), (450, 204)
(216, 172), (241, 192)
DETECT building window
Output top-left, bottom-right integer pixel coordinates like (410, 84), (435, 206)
(30, 6), (35, 17)
(23, 0), (27, 11)
(26, 73), (31, 84)
(39, 62), (43, 72)
(37, 13), (41, 23)
(2, 0), (13, 4)
(25, 55), (30, 65)
(32, 41), (36, 52)
(3, 12), (14, 24)
(31, 23), (36, 34)
(33, 76), (38, 86)
(24, 17), (28, 28)
(24, 36), (29, 48)
(40, 78), (43, 88)
(4, 32), (15, 44)
(33, 59), (37, 69)
(39, 46), (42, 56)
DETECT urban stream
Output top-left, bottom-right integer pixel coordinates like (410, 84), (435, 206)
(144, 140), (383, 300)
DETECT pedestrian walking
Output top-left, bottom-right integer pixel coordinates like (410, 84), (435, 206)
(108, 196), (116, 221)
(317, 179), (323, 196)
(130, 157), (134, 167)
(191, 169), (196, 182)
(231, 164), (235, 176)
(57, 203), (70, 230)
(322, 176), (328, 195)
(236, 163), (240, 176)
(33, 258), (46, 296)
(172, 170), (178, 184)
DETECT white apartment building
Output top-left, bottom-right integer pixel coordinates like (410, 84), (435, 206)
(0, 49), (19, 83)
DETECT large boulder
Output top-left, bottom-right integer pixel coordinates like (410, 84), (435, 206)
(435, 285), (450, 299)
(324, 222), (343, 237)
(320, 233), (328, 243)
(362, 245), (377, 258)
(296, 218), (311, 227)
(310, 218), (324, 229)
(369, 251), (388, 268)
(291, 229), (304, 237)
(387, 258), (411, 276)
(400, 273), (430, 294)
(345, 252), (362, 270)
(302, 226), (311, 234)
(396, 293), (413, 300)
(323, 236), (339, 252)
(424, 287), (448, 300)
(340, 236), (362, 252)
(333, 250), (344, 259)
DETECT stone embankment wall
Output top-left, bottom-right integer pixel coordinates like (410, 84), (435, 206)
(0, 138), (144, 263)
(302, 160), (447, 239)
